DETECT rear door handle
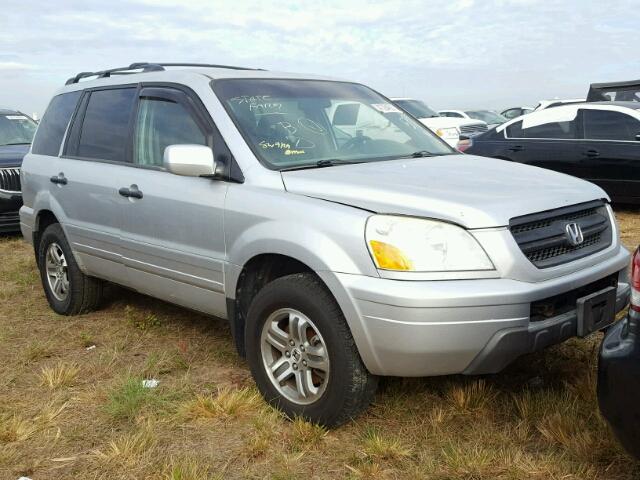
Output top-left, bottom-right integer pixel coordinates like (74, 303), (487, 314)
(508, 145), (524, 152)
(50, 173), (67, 185)
(118, 184), (143, 199)
(584, 149), (600, 158)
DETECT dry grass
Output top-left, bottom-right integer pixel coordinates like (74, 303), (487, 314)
(0, 207), (638, 479)
(183, 386), (263, 420)
(39, 362), (80, 389)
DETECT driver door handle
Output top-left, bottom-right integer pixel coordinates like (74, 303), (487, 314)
(118, 184), (143, 199)
(508, 145), (524, 152)
(583, 149), (600, 158)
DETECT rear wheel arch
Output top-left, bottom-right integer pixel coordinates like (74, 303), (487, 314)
(33, 210), (60, 262)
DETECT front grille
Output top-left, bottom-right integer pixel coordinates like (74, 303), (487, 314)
(530, 273), (618, 322)
(510, 200), (612, 268)
(0, 167), (21, 192)
(459, 123), (488, 135)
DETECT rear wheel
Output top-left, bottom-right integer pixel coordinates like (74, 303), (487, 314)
(37, 223), (103, 315)
(245, 272), (377, 427)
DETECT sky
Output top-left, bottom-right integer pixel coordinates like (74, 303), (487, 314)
(1, 0), (639, 117)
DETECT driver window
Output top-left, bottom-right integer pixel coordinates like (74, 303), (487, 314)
(134, 97), (206, 167)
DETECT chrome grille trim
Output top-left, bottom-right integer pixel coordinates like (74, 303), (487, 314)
(459, 124), (488, 135)
(0, 167), (21, 193)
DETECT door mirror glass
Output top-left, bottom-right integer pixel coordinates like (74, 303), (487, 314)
(163, 144), (216, 177)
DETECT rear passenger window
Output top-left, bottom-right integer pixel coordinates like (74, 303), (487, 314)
(32, 91), (81, 156)
(77, 88), (136, 162)
(583, 109), (640, 141)
(133, 97), (206, 167)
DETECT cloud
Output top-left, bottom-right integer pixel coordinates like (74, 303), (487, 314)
(0, 62), (37, 71)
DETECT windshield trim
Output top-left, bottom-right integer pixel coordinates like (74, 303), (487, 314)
(210, 78), (454, 172)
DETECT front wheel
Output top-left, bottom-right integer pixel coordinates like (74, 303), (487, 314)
(245, 273), (378, 427)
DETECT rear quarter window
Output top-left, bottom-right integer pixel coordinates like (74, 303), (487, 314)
(31, 91), (81, 156)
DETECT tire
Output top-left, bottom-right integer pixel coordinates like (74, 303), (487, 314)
(37, 223), (103, 315)
(245, 272), (378, 427)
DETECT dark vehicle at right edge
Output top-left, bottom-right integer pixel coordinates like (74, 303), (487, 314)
(462, 102), (640, 204)
(598, 245), (640, 460)
(0, 108), (37, 232)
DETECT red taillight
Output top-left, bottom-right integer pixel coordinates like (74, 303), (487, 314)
(457, 136), (473, 153)
(632, 246), (640, 312)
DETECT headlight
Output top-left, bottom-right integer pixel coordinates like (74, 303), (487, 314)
(365, 215), (494, 272)
(435, 127), (459, 139)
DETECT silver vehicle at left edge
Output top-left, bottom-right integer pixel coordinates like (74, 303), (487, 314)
(20, 63), (630, 426)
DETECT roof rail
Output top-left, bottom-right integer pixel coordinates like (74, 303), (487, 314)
(65, 62), (265, 85)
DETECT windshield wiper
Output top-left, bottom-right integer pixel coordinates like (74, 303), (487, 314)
(407, 151), (436, 158)
(281, 159), (363, 171)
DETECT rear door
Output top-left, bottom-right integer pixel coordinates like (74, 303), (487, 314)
(118, 86), (228, 317)
(55, 86), (138, 283)
(576, 108), (640, 202)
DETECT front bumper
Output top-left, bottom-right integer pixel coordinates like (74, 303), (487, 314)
(0, 190), (22, 233)
(320, 246), (630, 377)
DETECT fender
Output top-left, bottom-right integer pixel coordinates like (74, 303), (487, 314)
(225, 218), (379, 299)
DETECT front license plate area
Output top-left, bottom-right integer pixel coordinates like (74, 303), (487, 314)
(576, 286), (617, 337)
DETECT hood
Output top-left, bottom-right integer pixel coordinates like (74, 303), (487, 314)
(0, 144), (29, 167)
(281, 155), (608, 229)
(419, 117), (485, 130)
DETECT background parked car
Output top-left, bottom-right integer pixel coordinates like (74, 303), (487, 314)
(588, 79), (640, 102)
(0, 108), (37, 232)
(439, 109), (507, 129)
(501, 106), (534, 119)
(391, 98), (487, 146)
(462, 102), (640, 204)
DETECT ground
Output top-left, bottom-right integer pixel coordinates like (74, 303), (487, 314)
(0, 209), (639, 480)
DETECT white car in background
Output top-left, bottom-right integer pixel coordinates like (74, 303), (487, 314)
(391, 98), (487, 147)
(439, 109), (508, 129)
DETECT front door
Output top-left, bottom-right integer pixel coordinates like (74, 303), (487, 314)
(119, 86), (228, 317)
(499, 113), (580, 178)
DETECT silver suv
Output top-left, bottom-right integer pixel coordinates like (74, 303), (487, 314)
(20, 63), (631, 426)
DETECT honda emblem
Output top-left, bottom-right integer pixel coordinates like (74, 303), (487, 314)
(565, 222), (584, 246)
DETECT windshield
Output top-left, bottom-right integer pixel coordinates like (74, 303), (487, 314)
(393, 99), (440, 119)
(0, 113), (37, 146)
(214, 80), (452, 170)
(465, 110), (507, 124)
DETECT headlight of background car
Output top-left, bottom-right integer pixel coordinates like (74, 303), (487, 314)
(366, 215), (494, 272)
(434, 127), (459, 139)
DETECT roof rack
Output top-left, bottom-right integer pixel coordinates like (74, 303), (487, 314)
(65, 62), (265, 85)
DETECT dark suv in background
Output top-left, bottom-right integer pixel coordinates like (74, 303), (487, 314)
(0, 109), (37, 232)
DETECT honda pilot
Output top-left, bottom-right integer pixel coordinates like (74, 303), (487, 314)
(19, 63), (631, 426)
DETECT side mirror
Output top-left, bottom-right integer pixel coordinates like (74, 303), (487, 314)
(635, 133), (640, 141)
(163, 144), (216, 177)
